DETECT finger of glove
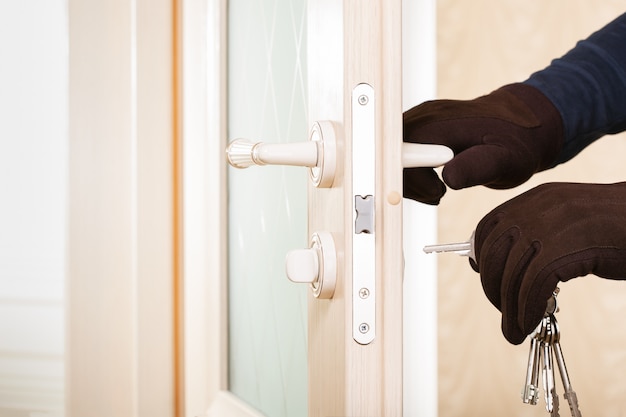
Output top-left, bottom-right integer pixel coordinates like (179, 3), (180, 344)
(478, 224), (518, 313)
(500, 240), (544, 345)
(403, 167), (446, 205)
(479, 228), (553, 345)
(475, 221), (541, 345)
(442, 143), (520, 190)
(516, 259), (562, 342)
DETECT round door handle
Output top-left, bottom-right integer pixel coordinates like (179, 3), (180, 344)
(285, 231), (337, 299)
(226, 121), (337, 188)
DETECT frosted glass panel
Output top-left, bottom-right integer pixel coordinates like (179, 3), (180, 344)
(227, 0), (308, 416)
(0, 1), (67, 416)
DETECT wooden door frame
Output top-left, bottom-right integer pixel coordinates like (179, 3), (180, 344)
(197, 0), (268, 413)
(196, 0), (260, 415)
(181, 0), (236, 414)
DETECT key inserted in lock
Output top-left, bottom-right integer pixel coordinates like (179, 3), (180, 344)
(423, 231), (476, 261)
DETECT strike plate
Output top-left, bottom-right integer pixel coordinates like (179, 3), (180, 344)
(352, 83), (376, 345)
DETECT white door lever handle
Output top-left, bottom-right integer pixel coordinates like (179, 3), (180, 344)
(228, 141), (452, 169)
(227, 139), (318, 168)
(402, 143), (453, 168)
(226, 121), (337, 188)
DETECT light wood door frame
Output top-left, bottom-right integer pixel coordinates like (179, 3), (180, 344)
(192, 0), (251, 414)
(200, 0), (404, 415)
(183, 0), (232, 414)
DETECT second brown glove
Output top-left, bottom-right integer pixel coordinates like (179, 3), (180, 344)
(473, 182), (626, 344)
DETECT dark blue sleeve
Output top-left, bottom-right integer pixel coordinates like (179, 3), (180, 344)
(524, 13), (626, 164)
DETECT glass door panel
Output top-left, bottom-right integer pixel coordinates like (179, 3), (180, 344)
(227, 0), (309, 416)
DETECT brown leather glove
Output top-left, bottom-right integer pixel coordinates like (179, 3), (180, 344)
(473, 182), (626, 344)
(403, 83), (564, 204)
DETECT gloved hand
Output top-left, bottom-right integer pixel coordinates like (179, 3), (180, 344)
(403, 83), (564, 204)
(472, 182), (626, 344)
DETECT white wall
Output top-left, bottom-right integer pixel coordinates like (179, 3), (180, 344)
(0, 1), (68, 416)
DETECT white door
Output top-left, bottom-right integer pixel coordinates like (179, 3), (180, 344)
(196, 0), (445, 415)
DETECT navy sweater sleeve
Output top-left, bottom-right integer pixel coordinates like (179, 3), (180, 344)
(524, 13), (626, 164)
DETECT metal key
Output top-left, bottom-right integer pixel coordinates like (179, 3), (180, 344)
(423, 231), (475, 261)
(521, 329), (542, 405)
(540, 316), (560, 416)
(552, 318), (583, 417)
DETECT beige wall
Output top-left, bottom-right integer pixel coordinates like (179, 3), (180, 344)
(436, 2), (626, 416)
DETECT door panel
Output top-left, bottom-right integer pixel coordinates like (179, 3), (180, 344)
(225, 0), (406, 410)
(214, 0), (436, 415)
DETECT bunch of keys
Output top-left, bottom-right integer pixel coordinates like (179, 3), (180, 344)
(522, 289), (582, 416)
(424, 236), (583, 416)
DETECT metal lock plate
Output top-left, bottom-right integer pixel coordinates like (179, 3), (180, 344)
(352, 83), (376, 345)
